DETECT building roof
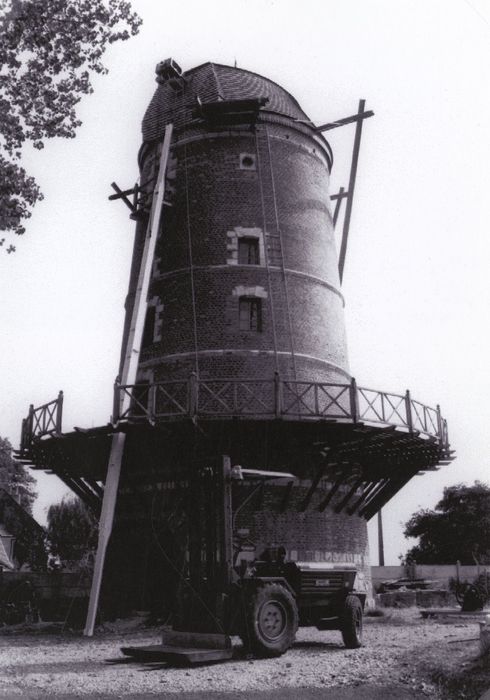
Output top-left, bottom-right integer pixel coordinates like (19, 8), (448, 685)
(142, 62), (311, 142)
(0, 489), (44, 537)
(0, 536), (14, 570)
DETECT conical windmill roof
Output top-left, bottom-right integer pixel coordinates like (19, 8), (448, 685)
(142, 62), (310, 141)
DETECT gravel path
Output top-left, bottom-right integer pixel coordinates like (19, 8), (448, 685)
(0, 611), (483, 698)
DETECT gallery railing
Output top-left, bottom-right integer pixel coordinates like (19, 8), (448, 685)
(114, 375), (449, 448)
(18, 391), (64, 457)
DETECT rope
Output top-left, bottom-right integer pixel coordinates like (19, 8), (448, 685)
(254, 127), (279, 372)
(265, 126), (297, 380)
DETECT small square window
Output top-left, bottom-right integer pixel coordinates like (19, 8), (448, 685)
(238, 237), (260, 265)
(239, 297), (262, 331)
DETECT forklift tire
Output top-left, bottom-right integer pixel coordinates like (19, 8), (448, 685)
(341, 595), (363, 648)
(243, 583), (298, 658)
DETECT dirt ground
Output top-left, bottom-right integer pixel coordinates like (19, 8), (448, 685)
(0, 610), (488, 699)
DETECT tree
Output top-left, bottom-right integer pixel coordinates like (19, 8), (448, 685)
(0, 0), (142, 252)
(403, 482), (490, 565)
(47, 496), (98, 569)
(0, 435), (37, 513)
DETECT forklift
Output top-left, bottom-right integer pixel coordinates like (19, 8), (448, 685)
(122, 456), (365, 663)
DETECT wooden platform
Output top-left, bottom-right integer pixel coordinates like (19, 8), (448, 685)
(121, 629), (233, 665)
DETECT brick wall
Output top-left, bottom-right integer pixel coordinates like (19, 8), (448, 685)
(136, 119), (349, 384)
(234, 481), (371, 593)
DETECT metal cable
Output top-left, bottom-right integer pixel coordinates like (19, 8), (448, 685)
(181, 91), (200, 378)
(254, 127), (279, 372)
(264, 125), (298, 380)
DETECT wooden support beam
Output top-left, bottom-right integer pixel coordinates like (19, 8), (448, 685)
(362, 471), (415, 520)
(347, 480), (378, 515)
(57, 474), (100, 513)
(331, 186), (345, 228)
(84, 478), (104, 499)
(317, 471), (349, 512)
(84, 124), (174, 637)
(334, 476), (364, 513)
(315, 109), (374, 132)
(109, 182), (137, 212)
(338, 100), (368, 284)
(300, 467), (326, 511)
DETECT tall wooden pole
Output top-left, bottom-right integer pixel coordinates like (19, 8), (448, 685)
(338, 99), (366, 283)
(378, 509), (385, 566)
(84, 124), (174, 636)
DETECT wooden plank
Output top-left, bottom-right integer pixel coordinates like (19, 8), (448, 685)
(120, 644), (233, 663)
(317, 471), (348, 512)
(315, 109), (374, 132)
(334, 476), (364, 513)
(221, 455), (233, 591)
(109, 182), (136, 212)
(300, 466), (326, 511)
(347, 479), (377, 515)
(332, 186), (345, 227)
(84, 124), (174, 637)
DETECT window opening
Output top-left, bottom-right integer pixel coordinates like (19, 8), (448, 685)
(142, 306), (156, 348)
(239, 297), (262, 331)
(238, 237), (260, 265)
(239, 153), (256, 170)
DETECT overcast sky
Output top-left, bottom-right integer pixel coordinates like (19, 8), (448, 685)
(1, 0), (489, 564)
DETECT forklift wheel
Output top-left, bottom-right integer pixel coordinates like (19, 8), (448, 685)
(243, 583), (298, 658)
(341, 595), (363, 648)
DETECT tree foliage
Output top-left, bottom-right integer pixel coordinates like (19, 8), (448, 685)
(404, 482), (490, 565)
(47, 496), (98, 568)
(0, 435), (37, 513)
(0, 0), (141, 251)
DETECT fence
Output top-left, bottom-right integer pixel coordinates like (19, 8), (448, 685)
(114, 375), (449, 446)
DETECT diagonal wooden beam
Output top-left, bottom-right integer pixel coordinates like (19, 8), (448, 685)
(334, 476), (364, 513)
(84, 124), (174, 637)
(347, 480), (379, 515)
(317, 470), (348, 512)
(315, 109), (374, 133)
(338, 100), (370, 284)
(300, 466), (327, 511)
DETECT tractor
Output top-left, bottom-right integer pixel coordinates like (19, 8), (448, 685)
(122, 458), (366, 663)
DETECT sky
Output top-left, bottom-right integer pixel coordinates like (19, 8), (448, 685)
(1, 0), (489, 564)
